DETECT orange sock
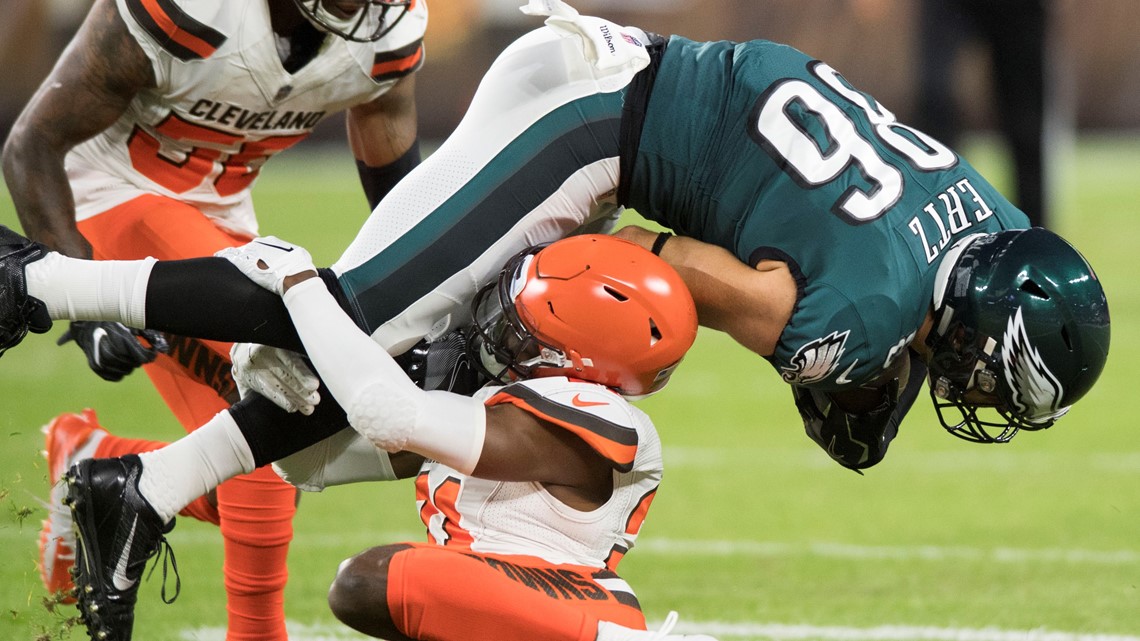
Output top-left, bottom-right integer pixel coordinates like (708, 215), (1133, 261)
(92, 434), (220, 525)
(215, 466), (296, 641)
(387, 546), (644, 641)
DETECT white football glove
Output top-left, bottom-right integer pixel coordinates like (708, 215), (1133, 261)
(216, 236), (316, 295)
(230, 342), (321, 415)
(520, 0), (649, 73)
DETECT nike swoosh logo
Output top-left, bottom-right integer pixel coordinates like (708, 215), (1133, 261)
(834, 359), (859, 385)
(91, 327), (108, 368)
(254, 240), (295, 252)
(112, 515), (139, 591)
(571, 393), (607, 408)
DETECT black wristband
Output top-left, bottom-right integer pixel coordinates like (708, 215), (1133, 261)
(650, 231), (673, 256)
(355, 138), (422, 210)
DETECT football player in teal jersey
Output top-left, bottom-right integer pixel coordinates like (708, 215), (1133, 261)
(0, 0), (1109, 468)
(0, 2), (1110, 633)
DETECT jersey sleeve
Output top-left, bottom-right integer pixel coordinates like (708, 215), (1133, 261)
(364, 1), (427, 83)
(484, 378), (641, 472)
(114, 0), (228, 87)
(774, 281), (913, 391)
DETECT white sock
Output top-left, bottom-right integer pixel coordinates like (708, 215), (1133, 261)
(24, 252), (154, 327)
(137, 410), (256, 522)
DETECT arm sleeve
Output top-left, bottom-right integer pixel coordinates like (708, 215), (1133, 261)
(281, 278), (486, 474)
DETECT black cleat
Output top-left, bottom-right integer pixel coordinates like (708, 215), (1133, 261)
(0, 225), (52, 357)
(66, 455), (178, 641)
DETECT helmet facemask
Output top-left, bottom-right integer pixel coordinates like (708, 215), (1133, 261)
(926, 315), (1062, 443)
(467, 249), (570, 385)
(290, 0), (412, 42)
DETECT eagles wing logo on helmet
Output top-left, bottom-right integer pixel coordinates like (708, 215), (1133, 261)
(781, 331), (849, 385)
(1002, 307), (1067, 422)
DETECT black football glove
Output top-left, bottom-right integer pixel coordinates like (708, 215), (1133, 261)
(791, 380), (900, 473)
(58, 321), (170, 382)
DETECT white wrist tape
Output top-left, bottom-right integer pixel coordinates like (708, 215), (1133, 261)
(282, 279), (487, 475)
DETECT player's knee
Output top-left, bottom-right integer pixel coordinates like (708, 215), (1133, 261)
(328, 544), (405, 630)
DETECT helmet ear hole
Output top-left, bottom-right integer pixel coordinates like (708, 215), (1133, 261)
(1020, 279), (1050, 300)
(603, 286), (629, 302)
(649, 318), (662, 346)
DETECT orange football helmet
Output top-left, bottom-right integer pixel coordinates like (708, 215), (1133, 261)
(469, 234), (698, 398)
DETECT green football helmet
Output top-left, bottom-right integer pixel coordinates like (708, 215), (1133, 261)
(925, 228), (1110, 443)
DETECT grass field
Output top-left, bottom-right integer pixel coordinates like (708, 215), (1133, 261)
(0, 136), (1137, 640)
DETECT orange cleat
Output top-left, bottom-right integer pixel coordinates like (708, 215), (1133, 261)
(39, 409), (108, 602)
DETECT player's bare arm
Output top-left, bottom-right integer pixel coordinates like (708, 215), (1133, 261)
(347, 74), (419, 208)
(475, 403), (615, 511)
(274, 405), (614, 510)
(0, 0), (155, 259)
(347, 74), (419, 166)
(615, 225), (795, 357)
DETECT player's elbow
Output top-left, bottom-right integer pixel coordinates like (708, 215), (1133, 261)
(2, 119), (55, 188)
(0, 129), (22, 184)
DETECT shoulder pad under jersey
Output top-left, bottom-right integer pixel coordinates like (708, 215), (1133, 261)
(485, 377), (640, 472)
(118, 0), (229, 62)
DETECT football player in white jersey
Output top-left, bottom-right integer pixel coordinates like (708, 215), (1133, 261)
(264, 233), (713, 641)
(1, 0), (426, 638)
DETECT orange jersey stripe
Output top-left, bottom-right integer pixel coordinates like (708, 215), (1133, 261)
(486, 390), (638, 471)
(127, 0), (225, 61)
(371, 42), (424, 81)
(604, 544), (628, 571)
(624, 488), (656, 535)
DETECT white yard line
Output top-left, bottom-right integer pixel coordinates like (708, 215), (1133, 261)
(678, 622), (1140, 641)
(180, 620), (1140, 641)
(14, 525), (1125, 565)
(634, 539), (1140, 565)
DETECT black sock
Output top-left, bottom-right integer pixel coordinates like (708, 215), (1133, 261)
(144, 257), (333, 351)
(230, 385), (350, 467)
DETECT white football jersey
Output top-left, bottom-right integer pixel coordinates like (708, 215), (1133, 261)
(416, 377), (663, 570)
(66, 0), (428, 236)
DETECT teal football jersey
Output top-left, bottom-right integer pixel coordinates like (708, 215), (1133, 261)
(625, 37), (1030, 390)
